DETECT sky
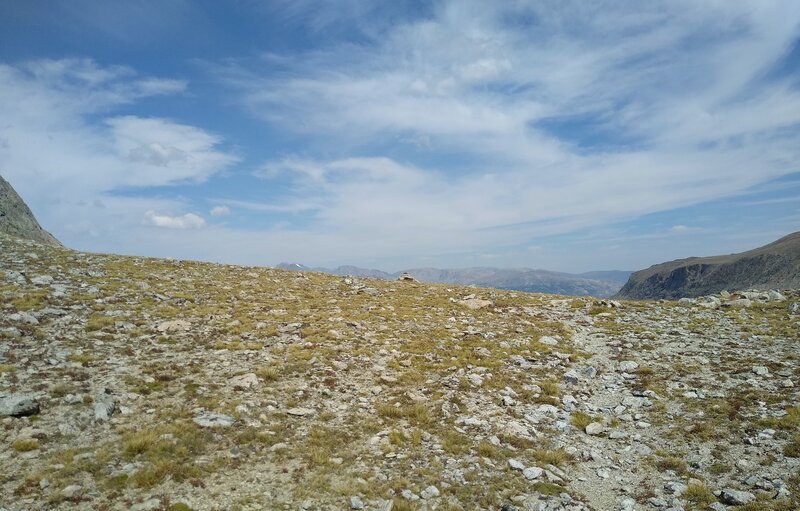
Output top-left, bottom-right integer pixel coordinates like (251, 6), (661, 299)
(1, 0), (799, 273)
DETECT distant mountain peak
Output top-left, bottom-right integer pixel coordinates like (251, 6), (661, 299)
(0, 174), (61, 247)
(274, 262), (630, 297)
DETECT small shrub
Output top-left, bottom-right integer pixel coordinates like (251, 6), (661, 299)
(684, 483), (715, 508)
(655, 455), (687, 475)
(12, 439), (39, 452)
(784, 434), (800, 458)
(570, 411), (594, 430)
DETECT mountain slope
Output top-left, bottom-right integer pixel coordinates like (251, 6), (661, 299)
(615, 232), (800, 299)
(0, 174), (61, 247)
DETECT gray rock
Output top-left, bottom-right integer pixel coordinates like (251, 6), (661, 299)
(156, 320), (191, 333)
(287, 407), (314, 417)
(4, 270), (25, 284)
(349, 496), (364, 509)
(563, 370), (580, 384)
(767, 290), (785, 301)
(523, 466), (544, 480)
(664, 481), (687, 495)
(539, 336), (559, 346)
(94, 389), (117, 421)
(719, 488), (755, 505)
(585, 422), (605, 435)
(60, 485), (82, 498)
(0, 394), (40, 417)
(400, 489), (419, 500)
(229, 373), (259, 390)
(508, 458), (525, 471)
(726, 298), (752, 308)
(619, 361), (638, 372)
(789, 302), (800, 315)
(9, 312), (38, 325)
(193, 411), (235, 428)
(420, 485), (440, 499)
(130, 499), (162, 511)
(752, 366), (769, 376)
(31, 275), (53, 286)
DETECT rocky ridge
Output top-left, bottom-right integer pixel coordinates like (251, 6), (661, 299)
(1, 232), (798, 511)
(616, 232), (800, 300)
(0, 175), (61, 248)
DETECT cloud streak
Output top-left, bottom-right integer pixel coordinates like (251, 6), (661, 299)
(145, 210), (206, 229)
(218, 1), (800, 264)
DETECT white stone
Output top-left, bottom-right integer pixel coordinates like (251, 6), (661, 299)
(523, 467), (543, 480)
(421, 485), (440, 499)
(585, 422), (605, 435)
(508, 459), (525, 471)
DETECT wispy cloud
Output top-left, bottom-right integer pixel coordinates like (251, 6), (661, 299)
(209, 205), (231, 217)
(145, 210), (206, 229)
(216, 0), (800, 263)
(0, 58), (238, 248)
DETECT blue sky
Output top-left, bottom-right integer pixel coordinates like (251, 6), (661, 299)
(1, 1), (799, 273)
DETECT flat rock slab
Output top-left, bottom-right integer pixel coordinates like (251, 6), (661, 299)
(458, 298), (493, 310)
(0, 394), (40, 417)
(287, 407), (315, 417)
(156, 320), (191, 333)
(193, 412), (235, 428)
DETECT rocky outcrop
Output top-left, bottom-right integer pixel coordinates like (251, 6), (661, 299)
(616, 232), (800, 299)
(0, 174), (61, 247)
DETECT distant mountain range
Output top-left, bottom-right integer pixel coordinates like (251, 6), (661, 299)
(615, 231), (800, 299)
(0, 174), (61, 247)
(276, 263), (631, 297)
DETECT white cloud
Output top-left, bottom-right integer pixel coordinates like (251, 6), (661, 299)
(0, 58), (238, 248)
(211, 0), (800, 268)
(145, 211), (206, 229)
(210, 205), (231, 216)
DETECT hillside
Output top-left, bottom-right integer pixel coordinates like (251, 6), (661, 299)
(277, 263), (629, 298)
(2, 232), (798, 511)
(0, 175), (61, 247)
(616, 232), (800, 300)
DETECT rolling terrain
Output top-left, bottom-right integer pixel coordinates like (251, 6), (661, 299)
(1, 232), (798, 510)
(278, 264), (630, 298)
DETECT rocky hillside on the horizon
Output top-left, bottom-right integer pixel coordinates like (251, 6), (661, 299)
(2, 232), (799, 511)
(0, 175), (61, 248)
(615, 232), (800, 300)
(277, 263), (630, 298)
